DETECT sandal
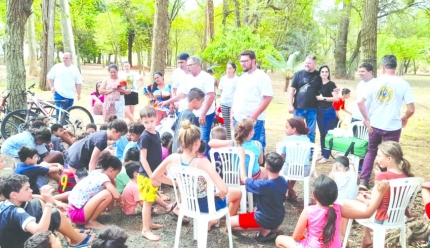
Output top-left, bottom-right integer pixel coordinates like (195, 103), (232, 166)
(69, 233), (92, 247)
(170, 212), (190, 224)
(255, 232), (277, 242)
(166, 201), (177, 214)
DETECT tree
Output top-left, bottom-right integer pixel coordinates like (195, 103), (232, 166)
(360, 0), (378, 76)
(5, 0), (33, 111)
(150, 0), (169, 74)
(26, 13), (39, 77)
(58, 0), (77, 65)
(334, 1), (351, 79)
(39, 0), (55, 90)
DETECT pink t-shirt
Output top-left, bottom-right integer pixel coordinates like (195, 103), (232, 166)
(91, 92), (105, 106)
(121, 180), (141, 215)
(297, 203), (341, 248)
(162, 147), (169, 161)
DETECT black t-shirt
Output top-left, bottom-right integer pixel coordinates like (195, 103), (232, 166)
(291, 70), (322, 109)
(66, 131), (108, 170)
(317, 81), (337, 108)
(138, 130), (162, 177)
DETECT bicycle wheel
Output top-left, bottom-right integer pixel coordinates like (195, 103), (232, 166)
(1, 109), (38, 139)
(61, 106), (94, 134)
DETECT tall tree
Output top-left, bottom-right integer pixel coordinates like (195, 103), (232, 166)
(26, 13), (39, 77)
(5, 0), (33, 111)
(58, 0), (77, 65)
(232, 0), (240, 27)
(360, 0), (378, 76)
(39, 0), (55, 90)
(334, 1), (351, 79)
(150, 0), (169, 74)
(202, 0), (214, 50)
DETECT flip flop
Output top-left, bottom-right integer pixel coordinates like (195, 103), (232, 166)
(69, 233), (92, 248)
(166, 201), (177, 214)
(255, 232), (277, 242)
(170, 212), (190, 224)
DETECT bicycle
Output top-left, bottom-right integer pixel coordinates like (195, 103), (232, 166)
(0, 84), (94, 139)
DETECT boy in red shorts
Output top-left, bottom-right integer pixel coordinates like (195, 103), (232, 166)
(230, 151), (287, 242)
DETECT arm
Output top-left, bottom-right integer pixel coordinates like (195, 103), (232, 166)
(151, 155), (177, 186)
(208, 139), (233, 148)
(258, 152), (263, 165)
(25, 186), (55, 234)
(104, 181), (121, 201)
(88, 147), (101, 172)
(76, 84), (82, 100)
(198, 92), (215, 125)
(292, 208), (308, 241)
(48, 78), (55, 94)
(118, 85), (132, 95)
(401, 103), (415, 127)
(140, 149), (153, 177)
(249, 96), (273, 121)
(159, 92), (187, 107)
(357, 96), (373, 133)
(238, 148), (247, 184)
(287, 87), (296, 114)
(98, 79), (115, 95)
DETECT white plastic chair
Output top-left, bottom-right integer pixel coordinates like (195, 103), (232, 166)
(209, 147), (255, 213)
(342, 177), (424, 248)
(277, 141), (317, 207)
(167, 165), (233, 248)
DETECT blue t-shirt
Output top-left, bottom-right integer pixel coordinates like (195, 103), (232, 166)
(241, 140), (262, 175)
(122, 141), (139, 162)
(114, 135), (130, 161)
(1, 131), (36, 158)
(245, 176), (288, 229)
(14, 163), (49, 195)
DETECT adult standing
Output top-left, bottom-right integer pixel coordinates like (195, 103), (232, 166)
(315, 65), (338, 164)
(231, 50), (273, 150)
(171, 53), (191, 113)
(358, 55), (415, 189)
(159, 56), (215, 155)
(118, 61), (144, 122)
(350, 63), (375, 123)
(287, 55), (322, 143)
(219, 62), (238, 139)
(47, 52), (82, 116)
(99, 64), (131, 122)
(143, 72), (172, 125)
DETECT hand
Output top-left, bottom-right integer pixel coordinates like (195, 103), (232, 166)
(249, 113), (258, 121)
(169, 104), (175, 114)
(363, 119), (373, 133)
(288, 105), (295, 114)
(375, 180), (389, 194)
(316, 94), (324, 101)
(49, 142), (54, 150)
(158, 101), (169, 108)
(199, 113), (206, 125)
(40, 185), (55, 204)
(151, 178), (160, 187)
(333, 87), (340, 93)
(401, 116), (409, 127)
(51, 87), (55, 94)
(55, 201), (69, 212)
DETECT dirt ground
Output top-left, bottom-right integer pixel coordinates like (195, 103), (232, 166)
(1, 64), (430, 247)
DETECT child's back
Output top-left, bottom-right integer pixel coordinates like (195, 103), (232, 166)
(68, 169), (111, 208)
(172, 109), (199, 152)
(333, 170), (357, 202)
(122, 179), (141, 215)
(14, 162), (48, 194)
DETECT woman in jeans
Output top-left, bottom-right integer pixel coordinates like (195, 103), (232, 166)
(316, 65), (339, 164)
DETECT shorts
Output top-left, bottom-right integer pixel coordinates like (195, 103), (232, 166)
(238, 212), (261, 229)
(25, 199), (61, 231)
(68, 204), (86, 224)
(198, 196), (227, 213)
(124, 91), (139, 105)
(137, 174), (158, 203)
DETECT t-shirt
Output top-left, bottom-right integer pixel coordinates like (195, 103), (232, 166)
(138, 131), (162, 177)
(1, 131), (36, 158)
(232, 69), (273, 121)
(122, 141), (138, 163)
(219, 75), (238, 107)
(171, 109), (199, 153)
(121, 180), (141, 215)
(179, 71), (215, 117)
(374, 171), (407, 221)
(332, 98), (345, 111)
(47, 63), (82, 99)
(114, 135), (130, 161)
(143, 84), (172, 111)
(14, 163), (49, 195)
(363, 75), (414, 131)
(51, 136), (64, 152)
(241, 140), (262, 175)
(66, 131), (108, 170)
(0, 200), (37, 248)
(245, 176), (288, 229)
(333, 170), (358, 203)
(115, 166), (130, 194)
(91, 92), (105, 106)
(172, 68), (192, 112)
(291, 70), (322, 109)
(317, 81), (337, 108)
(68, 170), (111, 208)
(118, 71), (141, 92)
(351, 78), (376, 120)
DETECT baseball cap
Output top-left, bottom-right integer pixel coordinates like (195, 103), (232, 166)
(177, 53), (189, 61)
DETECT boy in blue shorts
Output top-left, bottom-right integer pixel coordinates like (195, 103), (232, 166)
(138, 106), (164, 241)
(230, 151), (288, 242)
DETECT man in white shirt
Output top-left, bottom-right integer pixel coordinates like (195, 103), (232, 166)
(351, 63), (375, 123)
(357, 55), (415, 189)
(171, 53), (191, 113)
(47, 52), (82, 115)
(160, 55), (215, 155)
(232, 50), (273, 150)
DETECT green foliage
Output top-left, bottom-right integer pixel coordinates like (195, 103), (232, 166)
(266, 51), (301, 77)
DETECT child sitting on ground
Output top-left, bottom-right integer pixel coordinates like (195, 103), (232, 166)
(332, 88), (352, 126)
(161, 132), (173, 161)
(91, 225), (128, 248)
(230, 151), (288, 242)
(24, 230), (62, 248)
(14, 147), (63, 194)
(121, 122), (145, 162)
(86, 123), (97, 134)
(209, 118), (265, 179)
(67, 151), (123, 229)
(279, 117), (312, 200)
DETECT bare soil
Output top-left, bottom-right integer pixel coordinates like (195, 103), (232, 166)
(1, 65), (429, 247)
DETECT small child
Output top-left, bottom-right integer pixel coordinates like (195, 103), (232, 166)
(91, 226), (127, 248)
(332, 88), (352, 126)
(230, 152), (288, 242)
(14, 147), (63, 194)
(210, 126), (228, 178)
(51, 123), (75, 146)
(67, 151), (123, 229)
(50, 124), (65, 152)
(114, 132), (131, 162)
(171, 87), (204, 153)
(197, 140), (206, 158)
(161, 132), (173, 161)
(86, 123), (97, 134)
(91, 82), (104, 115)
(121, 122), (145, 162)
(24, 230), (62, 248)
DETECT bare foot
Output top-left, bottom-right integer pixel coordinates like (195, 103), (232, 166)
(150, 223), (164, 229)
(142, 230), (161, 241)
(208, 219), (219, 231)
(159, 193), (170, 201)
(84, 220), (105, 229)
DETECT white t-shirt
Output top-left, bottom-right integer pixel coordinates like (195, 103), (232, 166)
(333, 170), (358, 203)
(232, 69), (273, 121)
(179, 71), (215, 117)
(351, 78), (375, 120)
(47, 63), (82, 99)
(219, 75), (238, 107)
(118, 71), (141, 92)
(172, 68), (191, 112)
(68, 170), (111, 208)
(363, 75), (414, 131)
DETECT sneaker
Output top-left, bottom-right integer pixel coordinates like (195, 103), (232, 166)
(358, 180), (369, 191)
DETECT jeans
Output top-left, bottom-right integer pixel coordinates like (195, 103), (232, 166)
(233, 119), (266, 151)
(317, 106), (337, 159)
(54, 92), (74, 117)
(200, 111), (215, 157)
(294, 109), (317, 143)
(360, 127), (402, 182)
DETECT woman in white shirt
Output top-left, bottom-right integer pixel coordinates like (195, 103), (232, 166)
(219, 62), (238, 139)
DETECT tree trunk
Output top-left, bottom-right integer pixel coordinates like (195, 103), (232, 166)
(40, 0), (56, 91)
(26, 13), (39, 77)
(233, 0), (240, 27)
(243, 0), (249, 26)
(127, 30), (135, 66)
(360, 0), (378, 77)
(59, 0), (77, 65)
(347, 30), (362, 80)
(150, 0), (169, 75)
(222, 0), (229, 27)
(334, 1), (351, 79)
(6, 0), (33, 111)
